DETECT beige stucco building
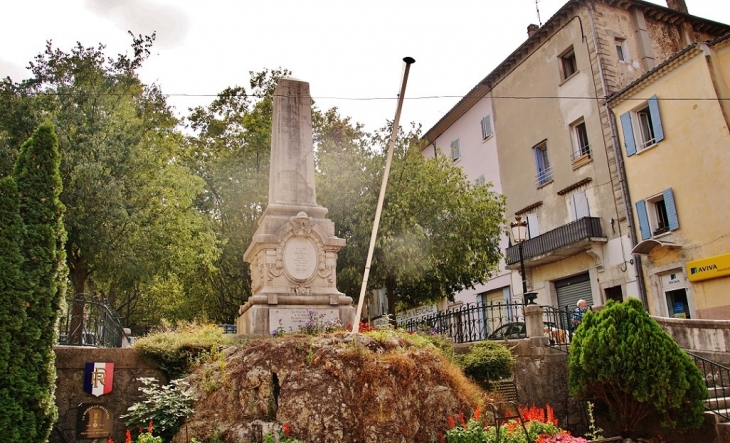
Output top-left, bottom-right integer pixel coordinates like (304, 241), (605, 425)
(609, 35), (730, 319)
(423, 0), (730, 313)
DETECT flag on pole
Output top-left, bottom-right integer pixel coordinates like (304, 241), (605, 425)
(83, 362), (114, 397)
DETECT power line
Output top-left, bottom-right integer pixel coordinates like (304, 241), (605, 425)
(1, 90), (728, 102)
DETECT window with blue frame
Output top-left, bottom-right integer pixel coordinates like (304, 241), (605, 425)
(533, 141), (552, 186)
(620, 94), (664, 155)
(635, 188), (679, 239)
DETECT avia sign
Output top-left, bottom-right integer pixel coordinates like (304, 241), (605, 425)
(687, 253), (730, 282)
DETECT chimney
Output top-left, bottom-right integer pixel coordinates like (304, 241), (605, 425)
(666, 0), (688, 14)
(527, 24), (539, 38)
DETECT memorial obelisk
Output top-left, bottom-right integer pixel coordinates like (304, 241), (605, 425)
(237, 78), (355, 335)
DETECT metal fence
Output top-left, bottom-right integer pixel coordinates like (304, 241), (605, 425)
(687, 352), (730, 421)
(398, 301), (526, 344)
(58, 295), (129, 348)
(542, 305), (577, 351)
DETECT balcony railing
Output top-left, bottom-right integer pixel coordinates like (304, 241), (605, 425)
(535, 166), (553, 186)
(506, 216), (604, 265)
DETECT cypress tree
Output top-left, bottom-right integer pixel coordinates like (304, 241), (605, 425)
(0, 177), (36, 440)
(11, 122), (66, 442)
(569, 298), (707, 435)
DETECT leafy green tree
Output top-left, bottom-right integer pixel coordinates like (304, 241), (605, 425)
(569, 298), (707, 435)
(0, 176), (34, 441)
(184, 68), (289, 322)
(316, 117), (506, 319)
(11, 123), (66, 442)
(0, 35), (218, 332)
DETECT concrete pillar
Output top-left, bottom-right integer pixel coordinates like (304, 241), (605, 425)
(524, 304), (545, 338)
(630, 8), (656, 71)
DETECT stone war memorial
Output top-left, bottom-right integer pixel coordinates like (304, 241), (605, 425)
(237, 77), (355, 335)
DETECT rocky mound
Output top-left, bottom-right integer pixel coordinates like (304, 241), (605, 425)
(173, 332), (483, 443)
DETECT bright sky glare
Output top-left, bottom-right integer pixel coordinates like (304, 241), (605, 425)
(2, 0), (729, 133)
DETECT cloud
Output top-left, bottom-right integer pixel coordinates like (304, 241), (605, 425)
(84, 0), (189, 48)
(0, 58), (30, 82)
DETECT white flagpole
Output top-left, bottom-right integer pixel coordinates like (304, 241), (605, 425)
(351, 57), (415, 333)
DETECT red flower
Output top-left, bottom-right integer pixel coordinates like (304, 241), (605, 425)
(283, 423), (291, 437)
(148, 420), (154, 434)
(546, 404), (558, 425)
(439, 432), (446, 443)
(125, 429), (132, 443)
(474, 405), (482, 422)
(447, 415), (456, 429)
(108, 437), (114, 443)
(458, 411), (467, 429)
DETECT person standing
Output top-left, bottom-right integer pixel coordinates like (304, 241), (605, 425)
(572, 299), (588, 327)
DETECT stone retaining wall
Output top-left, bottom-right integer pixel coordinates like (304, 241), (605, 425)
(52, 347), (163, 443)
(653, 316), (730, 365)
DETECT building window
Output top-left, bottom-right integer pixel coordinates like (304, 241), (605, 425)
(481, 115), (493, 140)
(620, 95), (664, 156)
(635, 188), (679, 240)
(450, 139), (461, 161)
(475, 174), (485, 187)
(615, 38), (628, 62)
(533, 142), (552, 186)
(570, 119), (591, 161)
(560, 47), (577, 80)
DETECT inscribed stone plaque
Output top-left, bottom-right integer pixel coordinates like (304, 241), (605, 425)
(76, 403), (114, 439)
(284, 237), (317, 280)
(270, 308), (339, 333)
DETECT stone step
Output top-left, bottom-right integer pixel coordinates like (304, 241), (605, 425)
(705, 396), (730, 410)
(706, 407), (730, 423)
(708, 385), (730, 398)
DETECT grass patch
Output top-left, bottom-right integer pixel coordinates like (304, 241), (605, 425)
(133, 322), (237, 380)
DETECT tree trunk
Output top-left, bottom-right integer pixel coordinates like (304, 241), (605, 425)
(386, 272), (397, 325)
(68, 256), (88, 345)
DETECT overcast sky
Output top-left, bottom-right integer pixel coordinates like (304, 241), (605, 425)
(2, 0), (729, 134)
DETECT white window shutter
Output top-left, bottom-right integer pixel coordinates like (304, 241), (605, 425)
(526, 213), (540, 239)
(573, 191), (590, 219)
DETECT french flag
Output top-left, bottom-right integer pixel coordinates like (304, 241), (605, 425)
(83, 362), (114, 397)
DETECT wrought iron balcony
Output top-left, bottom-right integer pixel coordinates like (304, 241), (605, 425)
(506, 216), (605, 267)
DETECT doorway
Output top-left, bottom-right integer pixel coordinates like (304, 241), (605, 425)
(666, 288), (690, 319)
(660, 271), (691, 319)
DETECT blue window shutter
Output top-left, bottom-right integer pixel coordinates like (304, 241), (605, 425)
(636, 200), (650, 240)
(648, 95), (664, 143)
(534, 147), (544, 182)
(663, 188), (679, 230)
(620, 111), (636, 156)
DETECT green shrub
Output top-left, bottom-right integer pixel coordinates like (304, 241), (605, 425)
(121, 377), (193, 442)
(6, 123), (66, 443)
(568, 298), (707, 434)
(458, 341), (515, 388)
(0, 177), (34, 442)
(133, 322), (236, 379)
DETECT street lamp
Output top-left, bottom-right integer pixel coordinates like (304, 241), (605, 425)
(510, 216), (536, 304)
